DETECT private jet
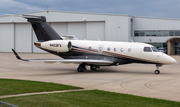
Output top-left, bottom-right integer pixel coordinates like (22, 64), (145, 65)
(12, 15), (177, 74)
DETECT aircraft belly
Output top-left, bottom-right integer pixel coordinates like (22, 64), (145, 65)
(61, 62), (112, 66)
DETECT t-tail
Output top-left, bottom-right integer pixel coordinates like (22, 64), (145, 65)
(23, 15), (62, 41)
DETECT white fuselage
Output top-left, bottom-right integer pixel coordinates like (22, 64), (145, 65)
(38, 40), (177, 65)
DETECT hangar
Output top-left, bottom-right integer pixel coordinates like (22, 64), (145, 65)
(0, 11), (180, 55)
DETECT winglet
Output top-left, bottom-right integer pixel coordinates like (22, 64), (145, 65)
(12, 49), (29, 61)
(12, 49), (22, 60)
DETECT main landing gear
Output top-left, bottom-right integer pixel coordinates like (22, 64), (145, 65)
(90, 65), (98, 70)
(77, 63), (99, 72)
(77, 63), (87, 72)
(155, 64), (162, 74)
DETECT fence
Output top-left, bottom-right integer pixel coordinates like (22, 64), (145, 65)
(0, 101), (18, 107)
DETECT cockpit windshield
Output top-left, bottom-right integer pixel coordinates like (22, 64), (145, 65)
(143, 47), (152, 52)
(151, 47), (159, 52)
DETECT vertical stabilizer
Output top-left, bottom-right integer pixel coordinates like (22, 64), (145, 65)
(23, 15), (62, 41)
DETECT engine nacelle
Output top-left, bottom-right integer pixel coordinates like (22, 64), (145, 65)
(35, 40), (72, 52)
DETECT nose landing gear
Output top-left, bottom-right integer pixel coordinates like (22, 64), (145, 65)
(155, 70), (160, 74)
(155, 64), (162, 74)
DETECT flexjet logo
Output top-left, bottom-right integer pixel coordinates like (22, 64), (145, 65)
(50, 44), (62, 47)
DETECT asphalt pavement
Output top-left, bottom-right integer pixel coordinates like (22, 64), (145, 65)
(0, 53), (180, 102)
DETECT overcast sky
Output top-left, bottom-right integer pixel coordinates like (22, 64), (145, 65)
(0, 0), (180, 19)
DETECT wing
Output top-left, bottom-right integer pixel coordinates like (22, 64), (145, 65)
(12, 49), (113, 65)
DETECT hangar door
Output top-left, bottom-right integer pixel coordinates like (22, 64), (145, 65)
(86, 22), (105, 40)
(0, 24), (14, 52)
(51, 22), (86, 39)
(50, 21), (105, 40)
(50, 23), (68, 36)
(15, 23), (32, 52)
(68, 22), (86, 39)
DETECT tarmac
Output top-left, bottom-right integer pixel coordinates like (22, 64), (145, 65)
(0, 53), (180, 102)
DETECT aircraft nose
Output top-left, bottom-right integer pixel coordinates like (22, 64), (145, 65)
(159, 54), (177, 64)
(169, 57), (177, 64)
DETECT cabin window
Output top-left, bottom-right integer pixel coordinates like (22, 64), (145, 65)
(128, 48), (131, 52)
(151, 47), (159, 52)
(89, 46), (92, 50)
(99, 45), (103, 52)
(143, 47), (152, 52)
(107, 47), (111, 51)
(114, 48), (117, 52)
(121, 48), (124, 52)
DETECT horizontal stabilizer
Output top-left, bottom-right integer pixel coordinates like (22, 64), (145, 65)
(23, 15), (41, 19)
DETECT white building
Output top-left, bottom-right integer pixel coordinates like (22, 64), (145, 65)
(0, 11), (180, 55)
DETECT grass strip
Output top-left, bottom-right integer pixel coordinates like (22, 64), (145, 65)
(0, 78), (82, 96)
(1, 90), (180, 107)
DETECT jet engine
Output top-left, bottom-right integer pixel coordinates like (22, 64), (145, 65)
(34, 40), (72, 52)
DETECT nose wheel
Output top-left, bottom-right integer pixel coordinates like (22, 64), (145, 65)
(155, 70), (160, 74)
(155, 64), (162, 74)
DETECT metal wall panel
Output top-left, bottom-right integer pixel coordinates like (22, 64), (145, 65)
(86, 22), (105, 40)
(104, 16), (130, 42)
(133, 17), (180, 30)
(51, 22), (68, 36)
(133, 36), (170, 43)
(0, 24), (14, 52)
(68, 22), (86, 40)
(117, 17), (129, 42)
(15, 23), (32, 52)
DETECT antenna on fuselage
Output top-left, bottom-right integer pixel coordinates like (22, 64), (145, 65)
(131, 40), (134, 42)
(97, 38), (100, 41)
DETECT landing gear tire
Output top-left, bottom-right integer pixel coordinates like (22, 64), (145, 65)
(77, 66), (85, 72)
(155, 70), (160, 74)
(155, 64), (162, 74)
(77, 63), (86, 72)
(90, 65), (97, 70)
